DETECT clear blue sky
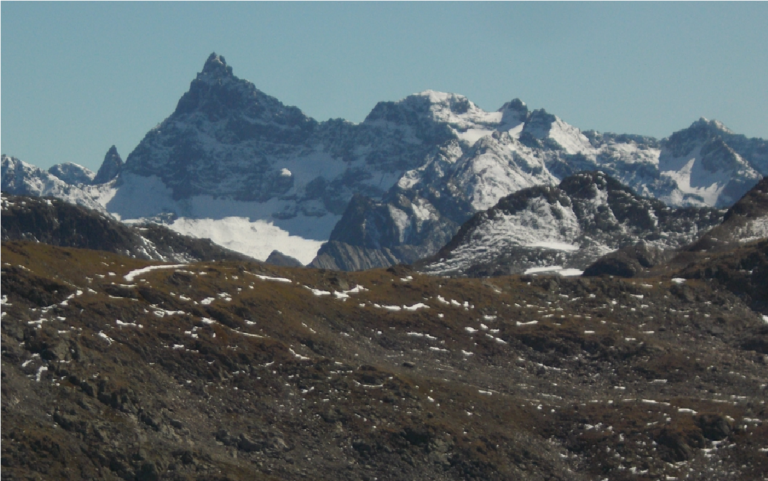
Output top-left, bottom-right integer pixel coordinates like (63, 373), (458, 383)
(3, 2), (767, 172)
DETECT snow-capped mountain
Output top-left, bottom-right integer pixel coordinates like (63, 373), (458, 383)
(418, 171), (723, 278)
(1, 155), (107, 213)
(48, 162), (95, 186)
(2, 53), (765, 268)
(658, 119), (764, 207)
(313, 106), (763, 271)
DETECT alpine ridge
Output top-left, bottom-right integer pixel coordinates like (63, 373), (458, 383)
(418, 171), (723, 278)
(1, 53), (765, 267)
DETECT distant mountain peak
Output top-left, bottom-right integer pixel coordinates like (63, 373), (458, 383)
(48, 162), (95, 186)
(521, 108), (558, 139)
(498, 98), (528, 113)
(402, 90), (475, 116)
(201, 52), (233, 78)
(93, 145), (123, 185)
(691, 117), (733, 134)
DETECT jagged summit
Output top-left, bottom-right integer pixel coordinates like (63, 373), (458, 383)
(520, 108), (558, 140)
(4, 52), (766, 270)
(201, 52), (233, 77)
(499, 98), (527, 111)
(48, 162), (95, 186)
(419, 170), (722, 277)
(92, 145), (123, 185)
(691, 117), (734, 135)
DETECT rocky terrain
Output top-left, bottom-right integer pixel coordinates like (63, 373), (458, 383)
(2, 52), (767, 478)
(2, 233), (768, 480)
(687, 177), (768, 253)
(418, 172), (723, 278)
(3, 53), (766, 268)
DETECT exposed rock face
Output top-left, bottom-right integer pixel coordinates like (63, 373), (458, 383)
(1, 193), (251, 263)
(3, 54), (765, 267)
(265, 250), (303, 267)
(686, 176), (768, 252)
(92, 145), (123, 185)
(419, 171), (722, 277)
(582, 242), (675, 278)
(124, 53), (318, 202)
(309, 240), (403, 271)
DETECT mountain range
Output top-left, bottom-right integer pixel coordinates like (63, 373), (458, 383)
(418, 171), (724, 278)
(3, 53), (768, 481)
(2, 53), (767, 270)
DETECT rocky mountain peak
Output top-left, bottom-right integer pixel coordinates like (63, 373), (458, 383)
(121, 53), (318, 201)
(92, 145), (123, 185)
(691, 117), (734, 135)
(664, 118), (735, 158)
(420, 171), (722, 278)
(47, 162), (95, 186)
(498, 98), (530, 126)
(498, 98), (528, 116)
(200, 52), (234, 79)
(521, 108), (557, 139)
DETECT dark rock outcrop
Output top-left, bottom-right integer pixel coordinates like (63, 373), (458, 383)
(1, 193), (251, 263)
(92, 146), (123, 185)
(265, 250), (303, 267)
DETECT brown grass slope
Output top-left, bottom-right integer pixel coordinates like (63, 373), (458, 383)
(2, 241), (767, 480)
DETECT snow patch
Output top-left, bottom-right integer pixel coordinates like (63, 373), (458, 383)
(169, 217), (323, 265)
(124, 264), (186, 282)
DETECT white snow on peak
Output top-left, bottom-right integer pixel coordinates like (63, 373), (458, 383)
(410, 90), (503, 130)
(658, 143), (760, 207)
(694, 117), (734, 134)
(547, 117), (593, 155)
(430, 196), (581, 275)
(454, 128), (496, 147)
(1, 156), (110, 214)
(452, 136), (558, 211)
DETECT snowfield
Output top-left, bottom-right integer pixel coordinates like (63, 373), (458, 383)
(169, 217), (324, 265)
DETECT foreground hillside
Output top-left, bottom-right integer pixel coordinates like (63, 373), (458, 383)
(1, 193), (253, 264)
(2, 241), (767, 480)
